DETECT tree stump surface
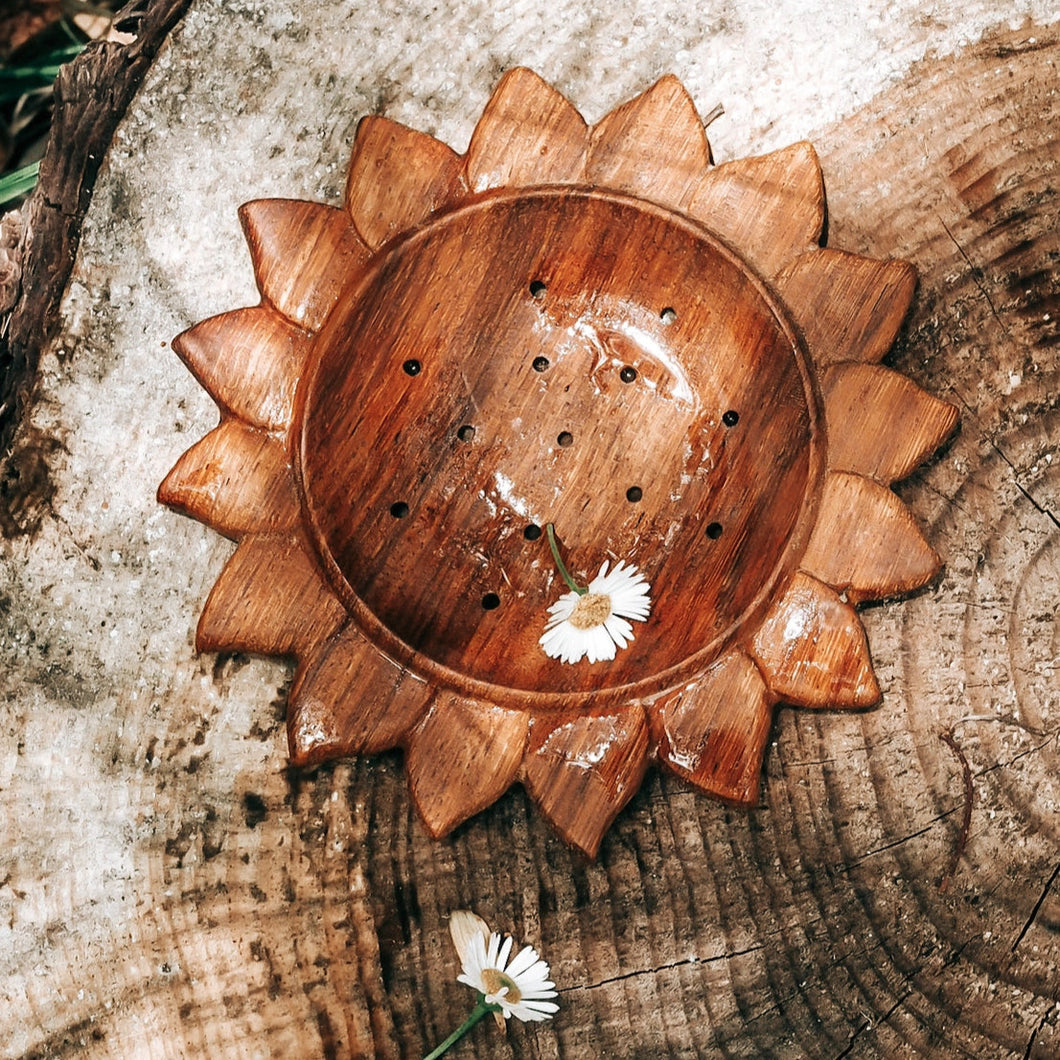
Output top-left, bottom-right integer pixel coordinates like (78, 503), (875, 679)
(1, 4), (1057, 1058)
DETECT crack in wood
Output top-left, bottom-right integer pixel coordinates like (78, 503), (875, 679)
(938, 216), (1006, 332)
(986, 437), (1060, 531)
(1023, 1010), (1051, 1060)
(1011, 860), (1060, 953)
(955, 713), (1052, 738)
(562, 944), (766, 993)
(938, 730), (974, 893)
(831, 988), (914, 1060)
(945, 384), (1060, 532)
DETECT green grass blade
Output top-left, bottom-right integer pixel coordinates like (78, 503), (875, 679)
(0, 162), (41, 207)
(0, 43), (85, 103)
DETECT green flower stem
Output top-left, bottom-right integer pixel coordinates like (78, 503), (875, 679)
(422, 999), (502, 1060)
(545, 523), (586, 595)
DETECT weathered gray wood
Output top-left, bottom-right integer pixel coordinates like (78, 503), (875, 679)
(1, 7), (1057, 1059)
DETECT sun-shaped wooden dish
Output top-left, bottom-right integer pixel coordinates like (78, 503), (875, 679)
(159, 70), (958, 857)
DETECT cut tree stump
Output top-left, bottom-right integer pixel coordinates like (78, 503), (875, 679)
(0, 9), (1057, 1060)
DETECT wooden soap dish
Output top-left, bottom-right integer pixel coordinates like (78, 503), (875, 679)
(159, 69), (958, 856)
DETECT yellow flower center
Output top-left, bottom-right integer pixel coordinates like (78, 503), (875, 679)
(481, 967), (521, 1003)
(568, 592), (613, 630)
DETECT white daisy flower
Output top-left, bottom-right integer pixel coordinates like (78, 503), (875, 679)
(540, 559), (652, 664)
(449, 910), (559, 1024)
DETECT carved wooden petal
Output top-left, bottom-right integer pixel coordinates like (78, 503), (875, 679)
(197, 533), (346, 658)
(158, 419), (298, 538)
(823, 362), (960, 483)
(801, 471), (940, 603)
(749, 572), (880, 708)
(171, 306), (310, 430)
(287, 623), (433, 766)
(650, 650), (773, 806)
(346, 115), (465, 250)
(239, 199), (372, 331)
(406, 694), (529, 838)
(522, 708), (649, 858)
(586, 75), (710, 210)
(774, 248), (916, 366)
(465, 67), (589, 193)
(687, 142), (824, 279)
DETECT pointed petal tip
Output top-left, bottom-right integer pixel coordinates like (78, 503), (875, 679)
(167, 306), (309, 430)
(465, 66), (588, 192)
(688, 140), (825, 276)
(287, 624), (433, 759)
(824, 363), (961, 483)
(801, 471), (944, 601)
(750, 573), (880, 708)
(588, 74), (710, 209)
(346, 115), (465, 248)
(239, 198), (371, 331)
(407, 695), (528, 838)
(523, 709), (649, 858)
(155, 421), (298, 537)
(651, 651), (773, 804)
(776, 249), (918, 367)
(194, 533), (346, 658)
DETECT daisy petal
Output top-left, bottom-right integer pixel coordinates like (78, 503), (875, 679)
(496, 934), (514, 971)
(450, 911), (491, 968)
(585, 624), (617, 663)
(505, 945), (543, 979)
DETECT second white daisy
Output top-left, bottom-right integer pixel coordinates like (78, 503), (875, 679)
(449, 910), (559, 1024)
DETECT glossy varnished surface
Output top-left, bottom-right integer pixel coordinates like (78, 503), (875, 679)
(156, 69), (957, 855)
(299, 188), (821, 697)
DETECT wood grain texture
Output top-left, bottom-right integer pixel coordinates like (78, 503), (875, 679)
(3, 17), (1058, 1060)
(154, 65), (956, 853)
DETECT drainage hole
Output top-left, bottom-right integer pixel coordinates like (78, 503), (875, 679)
(620, 365), (637, 383)
(705, 521), (723, 540)
(660, 307), (677, 324)
(481, 592), (501, 610)
(529, 280), (547, 298)
(722, 409), (740, 427)
(626, 486), (643, 503)
(402, 359), (422, 376)
(523, 524), (542, 541)
(457, 424), (476, 442)
(389, 501), (409, 519)
(557, 431), (574, 447)
(532, 356), (550, 372)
